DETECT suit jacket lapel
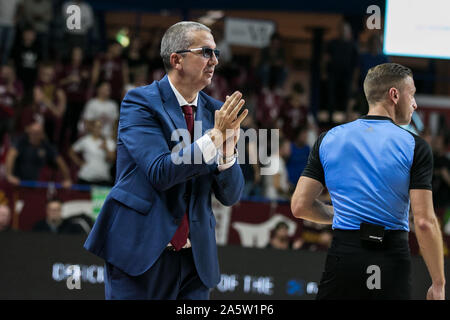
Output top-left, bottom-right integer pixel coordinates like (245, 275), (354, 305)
(158, 75), (188, 133)
(196, 93), (214, 138)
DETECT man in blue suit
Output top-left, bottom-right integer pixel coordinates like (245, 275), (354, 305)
(84, 21), (248, 299)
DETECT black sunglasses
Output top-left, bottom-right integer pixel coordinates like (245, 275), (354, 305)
(175, 47), (220, 59)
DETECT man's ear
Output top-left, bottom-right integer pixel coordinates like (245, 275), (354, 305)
(388, 87), (400, 105)
(170, 53), (182, 71)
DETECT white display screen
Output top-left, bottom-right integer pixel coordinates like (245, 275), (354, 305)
(383, 0), (450, 60)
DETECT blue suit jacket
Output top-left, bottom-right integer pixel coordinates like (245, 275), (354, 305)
(84, 75), (244, 288)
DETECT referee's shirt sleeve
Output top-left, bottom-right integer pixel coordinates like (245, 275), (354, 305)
(409, 135), (433, 190)
(301, 131), (327, 186)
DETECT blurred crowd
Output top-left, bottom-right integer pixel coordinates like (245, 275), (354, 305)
(0, 0), (449, 251)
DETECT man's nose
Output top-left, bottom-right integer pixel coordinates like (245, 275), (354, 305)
(209, 53), (218, 65)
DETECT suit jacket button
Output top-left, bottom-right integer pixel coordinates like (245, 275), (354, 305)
(174, 218), (180, 225)
(183, 193), (189, 201)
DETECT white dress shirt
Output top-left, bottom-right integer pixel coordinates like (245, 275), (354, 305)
(168, 76), (236, 171)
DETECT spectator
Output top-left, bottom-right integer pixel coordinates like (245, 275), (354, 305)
(279, 82), (308, 141)
(59, 46), (91, 147)
(32, 198), (88, 234)
(229, 61), (256, 96)
(4, 120), (72, 188)
(23, 0), (53, 59)
(421, 127), (433, 146)
(299, 221), (333, 251)
(34, 62), (67, 144)
(255, 86), (283, 129)
(123, 69), (147, 96)
(62, 0), (94, 56)
(0, 127), (11, 176)
(359, 34), (389, 88)
(0, 203), (11, 232)
(262, 136), (291, 200)
(144, 28), (165, 82)
(91, 40), (129, 104)
(16, 86), (45, 134)
(266, 221), (303, 250)
(266, 222), (290, 249)
(124, 37), (148, 85)
(0, 0), (23, 65)
(357, 34), (389, 115)
(257, 32), (288, 91)
(322, 21), (359, 124)
(203, 72), (229, 101)
(80, 81), (119, 139)
(0, 64), (23, 142)
(432, 132), (450, 208)
(239, 114), (261, 198)
(69, 119), (116, 186)
(11, 27), (41, 94)
(286, 127), (310, 186)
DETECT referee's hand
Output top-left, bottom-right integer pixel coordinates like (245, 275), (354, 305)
(426, 284), (445, 300)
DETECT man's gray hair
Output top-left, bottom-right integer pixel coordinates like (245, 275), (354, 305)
(160, 21), (211, 72)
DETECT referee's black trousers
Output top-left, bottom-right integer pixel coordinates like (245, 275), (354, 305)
(316, 229), (412, 300)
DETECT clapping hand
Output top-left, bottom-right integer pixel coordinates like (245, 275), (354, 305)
(209, 91), (248, 150)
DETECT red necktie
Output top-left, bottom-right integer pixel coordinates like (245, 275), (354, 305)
(170, 105), (194, 250)
(181, 105), (194, 138)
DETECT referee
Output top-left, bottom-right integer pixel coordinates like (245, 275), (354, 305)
(291, 63), (445, 300)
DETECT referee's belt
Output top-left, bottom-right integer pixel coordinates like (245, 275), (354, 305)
(333, 228), (409, 243)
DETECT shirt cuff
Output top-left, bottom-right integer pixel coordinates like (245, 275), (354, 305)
(217, 157), (236, 172)
(217, 148), (238, 172)
(196, 133), (218, 164)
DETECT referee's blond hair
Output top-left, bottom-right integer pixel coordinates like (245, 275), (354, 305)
(363, 63), (413, 105)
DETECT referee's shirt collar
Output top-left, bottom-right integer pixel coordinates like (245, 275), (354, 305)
(361, 115), (394, 123)
(167, 76), (198, 108)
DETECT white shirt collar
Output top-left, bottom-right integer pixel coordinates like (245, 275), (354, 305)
(167, 75), (198, 107)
